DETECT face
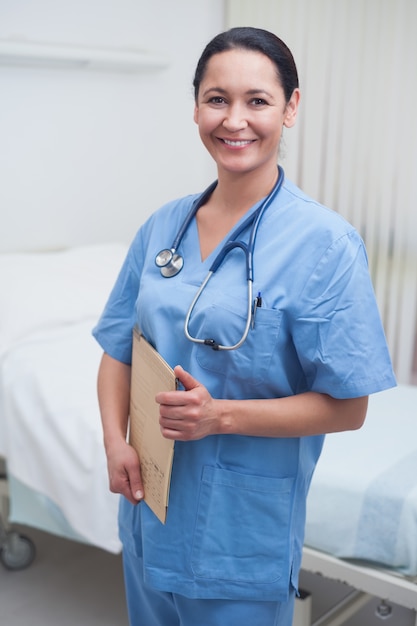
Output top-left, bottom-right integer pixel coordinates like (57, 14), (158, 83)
(194, 48), (299, 177)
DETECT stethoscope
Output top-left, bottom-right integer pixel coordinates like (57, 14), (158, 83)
(155, 166), (284, 350)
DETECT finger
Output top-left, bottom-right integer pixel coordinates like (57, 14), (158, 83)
(174, 365), (201, 391)
(128, 469), (144, 502)
(110, 473), (142, 505)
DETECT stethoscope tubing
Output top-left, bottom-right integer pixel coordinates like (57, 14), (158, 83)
(171, 180), (218, 253)
(182, 166), (284, 350)
(183, 268), (254, 351)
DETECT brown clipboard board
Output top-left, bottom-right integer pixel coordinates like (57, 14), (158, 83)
(129, 329), (177, 523)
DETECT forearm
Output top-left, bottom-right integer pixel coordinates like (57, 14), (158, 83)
(217, 392), (368, 438)
(158, 367), (369, 441)
(97, 352), (145, 503)
(97, 352), (132, 453)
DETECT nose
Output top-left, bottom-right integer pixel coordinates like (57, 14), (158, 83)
(222, 103), (248, 132)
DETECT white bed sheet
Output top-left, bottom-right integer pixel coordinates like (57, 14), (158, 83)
(304, 384), (417, 576)
(0, 243), (128, 553)
(0, 321), (121, 552)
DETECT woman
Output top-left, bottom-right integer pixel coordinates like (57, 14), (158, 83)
(93, 27), (396, 626)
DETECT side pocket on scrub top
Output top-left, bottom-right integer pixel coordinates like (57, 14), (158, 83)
(191, 466), (294, 584)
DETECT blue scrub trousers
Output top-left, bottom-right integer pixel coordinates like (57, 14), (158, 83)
(122, 549), (296, 626)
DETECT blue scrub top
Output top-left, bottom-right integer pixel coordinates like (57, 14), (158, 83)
(93, 176), (396, 602)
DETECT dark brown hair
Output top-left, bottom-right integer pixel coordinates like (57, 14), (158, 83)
(193, 27), (299, 103)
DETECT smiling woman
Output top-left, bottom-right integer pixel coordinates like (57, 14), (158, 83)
(192, 41), (299, 257)
(194, 46), (299, 190)
(92, 26), (395, 626)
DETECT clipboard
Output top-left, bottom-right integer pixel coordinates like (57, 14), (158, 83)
(129, 329), (177, 523)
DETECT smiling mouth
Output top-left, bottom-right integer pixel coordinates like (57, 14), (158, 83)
(221, 139), (254, 147)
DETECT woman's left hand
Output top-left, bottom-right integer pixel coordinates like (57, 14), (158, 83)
(156, 365), (219, 441)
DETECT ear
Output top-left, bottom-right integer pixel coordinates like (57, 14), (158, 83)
(283, 88), (300, 128)
(193, 103), (199, 124)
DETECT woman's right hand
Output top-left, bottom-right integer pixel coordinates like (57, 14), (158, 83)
(106, 439), (144, 505)
(97, 353), (142, 505)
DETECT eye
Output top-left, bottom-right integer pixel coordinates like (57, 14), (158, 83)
(250, 97), (268, 106)
(208, 96), (226, 104)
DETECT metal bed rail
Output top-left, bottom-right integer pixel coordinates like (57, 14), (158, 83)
(294, 547), (417, 626)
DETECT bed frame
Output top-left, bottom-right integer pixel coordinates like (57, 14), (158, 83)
(293, 547), (417, 626)
(0, 463), (36, 570)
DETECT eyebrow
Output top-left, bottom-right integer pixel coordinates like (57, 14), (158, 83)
(202, 87), (274, 99)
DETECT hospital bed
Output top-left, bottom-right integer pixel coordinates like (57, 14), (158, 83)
(0, 243), (127, 567)
(1, 245), (416, 625)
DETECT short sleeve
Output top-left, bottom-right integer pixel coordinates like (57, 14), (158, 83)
(92, 231), (145, 364)
(293, 231), (396, 398)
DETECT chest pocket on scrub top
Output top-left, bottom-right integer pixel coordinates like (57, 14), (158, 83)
(195, 298), (283, 387)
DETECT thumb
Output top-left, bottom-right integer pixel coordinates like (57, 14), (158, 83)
(174, 365), (201, 391)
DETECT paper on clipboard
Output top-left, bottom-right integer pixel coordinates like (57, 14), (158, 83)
(129, 329), (177, 524)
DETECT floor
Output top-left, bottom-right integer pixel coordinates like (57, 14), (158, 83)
(1, 524), (416, 626)
(0, 525), (129, 626)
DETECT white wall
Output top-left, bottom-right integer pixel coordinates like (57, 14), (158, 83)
(0, 0), (224, 252)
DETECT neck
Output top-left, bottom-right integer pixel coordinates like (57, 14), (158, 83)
(214, 166), (279, 215)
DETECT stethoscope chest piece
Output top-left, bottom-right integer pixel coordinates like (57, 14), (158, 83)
(155, 248), (184, 277)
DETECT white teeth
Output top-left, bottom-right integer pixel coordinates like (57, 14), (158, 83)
(223, 139), (252, 147)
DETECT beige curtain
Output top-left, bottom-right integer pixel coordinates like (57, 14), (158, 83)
(226, 0), (417, 383)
